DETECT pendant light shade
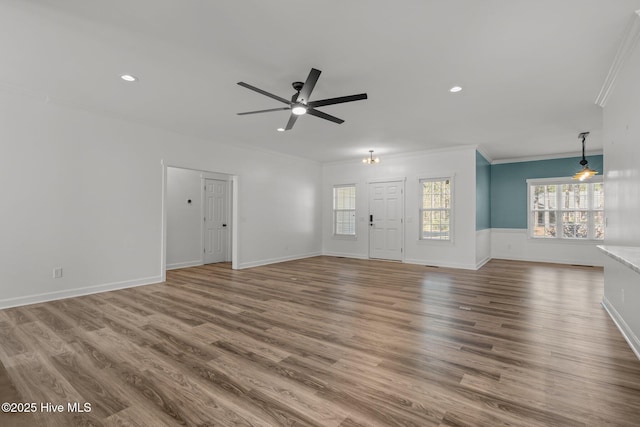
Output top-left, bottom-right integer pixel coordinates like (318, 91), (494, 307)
(572, 132), (598, 181)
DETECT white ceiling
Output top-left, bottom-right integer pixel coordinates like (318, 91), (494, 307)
(2, 0), (640, 163)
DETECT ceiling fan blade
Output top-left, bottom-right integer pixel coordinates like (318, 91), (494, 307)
(307, 93), (368, 108)
(297, 68), (321, 103)
(307, 108), (344, 124)
(237, 107), (291, 115)
(284, 113), (299, 130)
(237, 82), (291, 104)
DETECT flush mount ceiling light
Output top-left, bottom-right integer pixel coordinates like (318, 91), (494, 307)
(572, 131), (598, 181)
(362, 150), (380, 164)
(276, 127), (285, 132)
(120, 74), (138, 82)
(449, 86), (462, 93)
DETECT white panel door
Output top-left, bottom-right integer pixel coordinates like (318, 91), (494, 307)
(203, 179), (228, 264)
(369, 181), (404, 261)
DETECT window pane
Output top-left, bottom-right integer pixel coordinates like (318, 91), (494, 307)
(593, 183), (604, 209)
(545, 185), (557, 209)
(531, 185), (543, 210)
(561, 184), (588, 210)
(532, 211), (556, 237)
(335, 210), (356, 235)
(532, 185), (557, 210)
(562, 211), (588, 238)
(421, 209), (450, 240)
(594, 211), (605, 240)
(333, 185), (356, 235)
(334, 186), (355, 210)
(422, 179), (450, 209)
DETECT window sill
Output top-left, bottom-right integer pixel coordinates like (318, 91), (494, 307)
(417, 238), (454, 246)
(332, 234), (357, 240)
(528, 237), (604, 245)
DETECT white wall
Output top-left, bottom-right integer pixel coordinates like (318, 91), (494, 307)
(601, 14), (640, 358)
(322, 147), (478, 269)
(603, 53), (640, 245)
(0, 88), (322, 308)
(166, 167), (204, 269)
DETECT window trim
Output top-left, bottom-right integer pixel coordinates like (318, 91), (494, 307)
(332, 184), (357, 238)
(526, 176), (604, 241)
(418, 176), (454, 243)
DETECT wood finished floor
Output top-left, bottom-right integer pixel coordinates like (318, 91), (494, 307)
(1, 257), (639, 426)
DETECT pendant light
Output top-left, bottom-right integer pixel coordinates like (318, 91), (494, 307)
(362, 150), (380, 164)
(572, 132), (598, 181)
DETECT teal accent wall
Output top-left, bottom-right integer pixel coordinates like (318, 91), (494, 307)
(476, 151), (491, 230)
(490, 155), (604, 229)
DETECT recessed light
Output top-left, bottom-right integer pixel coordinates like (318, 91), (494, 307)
(449, 86), (462, 93)
(120, 74), (138, 82)
(277, 128), (285, 132)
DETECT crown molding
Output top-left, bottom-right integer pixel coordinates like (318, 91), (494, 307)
(595, 9), (640, 107)
(491, 150), (603, 165)
(324, 144), (482, 167)
(475, 146), (493, 163)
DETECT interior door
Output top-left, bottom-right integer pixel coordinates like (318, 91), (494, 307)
(369, 180), (404, 261)
(203, 179), (228, 264)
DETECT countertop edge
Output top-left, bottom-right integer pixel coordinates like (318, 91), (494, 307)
(598, 245), (640, 274)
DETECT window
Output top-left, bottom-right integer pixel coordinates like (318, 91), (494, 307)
(333, 185), (356, 236)
(528, 177), (604, 240)
(420, 177), (452, 241)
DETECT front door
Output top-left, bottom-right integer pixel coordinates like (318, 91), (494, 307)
(369, 180), (404, 261)
(203, 179), (228, 264)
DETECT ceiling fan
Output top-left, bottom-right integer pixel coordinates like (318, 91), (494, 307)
(237, 68), (367, 131)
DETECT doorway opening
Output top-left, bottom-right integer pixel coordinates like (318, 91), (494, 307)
(161, 165), (238, 279)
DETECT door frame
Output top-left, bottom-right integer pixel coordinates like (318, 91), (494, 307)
(367, 177), (406, 261)
(201, 176), (232, 265)
(161, 162), (239, 281)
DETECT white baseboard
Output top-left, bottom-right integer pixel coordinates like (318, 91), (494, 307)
(476, 228), (492, 269)
(166, 260), (203, 270)
(0, 275), (163, 310)
(490, 253), (599, 266)
(475, 256), (491, 269)
(404, 258), (477, 270)
(323, 253), (480, 269)
(322, 251), (369, 260)
(237, 252), (322, 269)
(602, 296), (640, 360)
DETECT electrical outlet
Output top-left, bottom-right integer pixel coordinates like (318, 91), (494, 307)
(53, 268), (63, 279)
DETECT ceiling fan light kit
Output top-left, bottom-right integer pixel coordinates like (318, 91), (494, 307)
(291, 105), (307, 115)
(237, 68), (367, 131)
